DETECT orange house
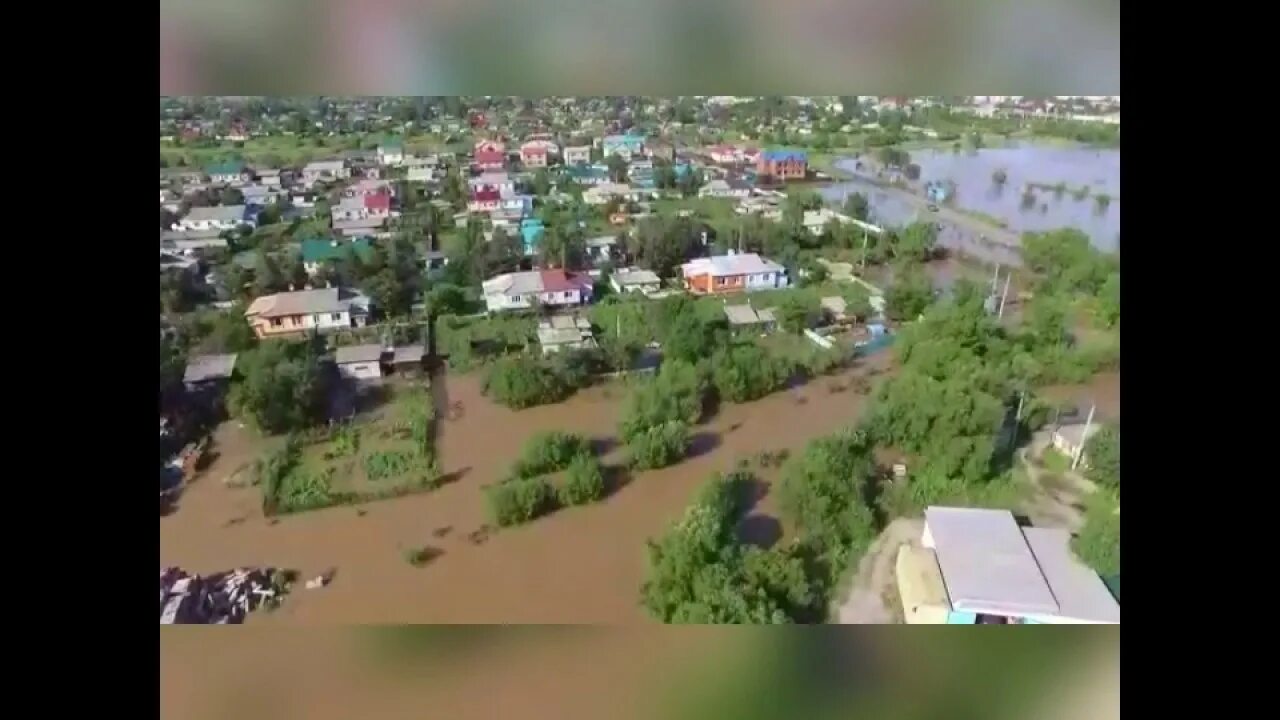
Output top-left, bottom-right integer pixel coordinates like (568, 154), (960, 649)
(680, 252), (789, 295)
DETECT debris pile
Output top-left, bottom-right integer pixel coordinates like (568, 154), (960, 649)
(159, 566), (294, 624)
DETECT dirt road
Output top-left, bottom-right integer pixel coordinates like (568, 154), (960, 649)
(833, 517), (922, 624)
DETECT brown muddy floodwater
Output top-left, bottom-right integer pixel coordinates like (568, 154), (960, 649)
(159, 354), (894, 624)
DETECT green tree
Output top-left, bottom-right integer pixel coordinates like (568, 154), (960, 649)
(1097, 272), (1120, 328)
(710, 344), (788, 403)
(842, 192), (871, 221)
(531, 168), (552, 196)
(253, 250), (285, 295)
(842, 283), (874, 321)
(619, 360), (707, 441)
(779, 430), (879, 583)
(483, 355), (574, 409)
(606, 153), (629, 183)
(894, 222), (938, 263)
(559, 453), (606, 506)
(1084, 423), (1120, 489)
(776, 295), (817, 333)
(628, 419), (691, 470)
(1071, 490), (1119, 576)
(228, 341), (328, 434)
(288, 253), (310, 290)
(884, 267), (934, 321)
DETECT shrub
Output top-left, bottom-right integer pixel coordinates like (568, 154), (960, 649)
(324, 425), (360, 459)
(559, 453), (605, 506)
(640, 470), (819, 623)
(1072, 490), (1120, 576)
(628, 420), (691, 470)
(710, 344), (789, 403)
(619, 360), (706, 441)
(364, 450), (416, 481)
(512, 431), (590, 479)
(486, 477), (556, 527)
(404, 546), (444, 568)
(482, 355), (573, 409)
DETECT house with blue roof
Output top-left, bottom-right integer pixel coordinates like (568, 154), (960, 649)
(603, 134), (645, 160)
(756, 149), (808, 181)
(564, 164), (610, 187)
(520, 218), (545, 256)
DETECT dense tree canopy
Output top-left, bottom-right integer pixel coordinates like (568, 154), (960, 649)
(1084, 423), (1120, 489)
(228, 340), (329, 434)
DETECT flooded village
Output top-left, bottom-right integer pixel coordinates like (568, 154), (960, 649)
(160, 95), (1120, 625)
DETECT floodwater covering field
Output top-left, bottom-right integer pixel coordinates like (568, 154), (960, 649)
(160, 356), (894, 624)
(821, 143), (1120, 257)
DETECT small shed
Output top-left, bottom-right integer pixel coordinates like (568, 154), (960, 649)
(389, 345), (426, 376)
(611, 268), (662, 295)
(334, 344), (385, 380)
(724, 304), (777, 334)
(183, 354), (238, 389)
(537, 315), (595, 354)
(820, 296), (851, 324)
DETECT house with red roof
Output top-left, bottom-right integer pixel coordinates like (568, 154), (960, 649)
(473, 139), (506, 171)
(481, 269), (595, 313)
(468, 187), (502, 213)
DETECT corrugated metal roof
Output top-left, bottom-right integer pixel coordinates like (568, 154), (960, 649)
(925, 506), (1060, 617)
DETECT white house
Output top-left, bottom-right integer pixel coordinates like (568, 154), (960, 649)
(301, 160), (350, 186)
(407, 165), (435, 183)
(172, 205), (254, 232)
(334, 344), (385, 380)
(610, 268), (662, 296)
(481, 269), (594, 313)
(680, 251), (789, 294)
(377, 143), (405, 167)
(582, 182), (646, 205)
(563, 145), (591, 166)
(468, 172), (515, 196)
(698, 178), (751, 199)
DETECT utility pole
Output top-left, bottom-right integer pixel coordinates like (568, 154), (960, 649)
(860, 229), (869, 270)
(1071, 404), (1096, 471)
(998, 272), (1011, 319)
(991, 262), (1001, 295)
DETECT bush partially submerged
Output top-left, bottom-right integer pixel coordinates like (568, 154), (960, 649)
(512, 431), (591, 479)
(628, 420), (691, 470)
(559, 453), (606, 506)
(486, 477), (556, 527)
(482, 355), (573, 409)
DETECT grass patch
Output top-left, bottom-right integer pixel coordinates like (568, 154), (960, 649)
(1041, 447), (1072, 474)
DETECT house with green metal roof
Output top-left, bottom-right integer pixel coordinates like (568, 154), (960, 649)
(300, 237), (375, 275)
(377, 138), (405, 166)
(206, 160), (249, 184)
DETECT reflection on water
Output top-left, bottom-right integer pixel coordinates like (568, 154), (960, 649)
(820, 143), (1120, 256)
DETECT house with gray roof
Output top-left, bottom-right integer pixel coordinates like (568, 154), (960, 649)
(183, 354), (238, 388)
(172, 205), (256, 233)
(898, 506), (1120, 624)
(244, 287), (371, 338)
(334, 344), (386, 380)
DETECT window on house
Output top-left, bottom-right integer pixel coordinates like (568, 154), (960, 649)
(270, 318), (282, 327)
(331, 313), (343, 321)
